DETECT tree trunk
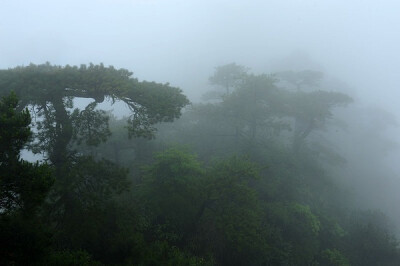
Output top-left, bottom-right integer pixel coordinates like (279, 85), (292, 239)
(50, 97), (73, 177)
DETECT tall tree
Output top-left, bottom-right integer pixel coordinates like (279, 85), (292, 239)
(275, 70), (323, 91)
(275, 69), (352, 152)
(0, 92), (53, 216)
(209, 63), (248, 95)
(0, 92), (54, 265)
(0, 63), (189, 174)
(0, 63), (190, 262)
(289, 90), (353, 152)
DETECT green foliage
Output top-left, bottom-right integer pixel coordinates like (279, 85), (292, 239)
(53, 156), (129, 206)
(275, 70), (324, 90)
(135, 241), (215, 266)
(11, 63), (187, 137)
(0, 92), (54, 215)
(0, 214), (50, 265)
(198, 156), (270, 265)
(2, 63), (400, 266)
(0, 63), (189, 167)
(343, 211), (400, 266)
(46, 156), (129, 254)
(0, 92), (54, 265)
(136, 149), (272, 265)
(71, 102), (111, 146)
(139, 149), (204, 242)
(320, 249), (350, 266)
(0, 91), (31, 161)
(0, 64), (189, 264)
(42, 249), (102, 266)
(265, 202), (321, 264)
(209, 63), (248, 95)
(290, 90), (353, 123)
(222, 74), (289, 141)
(1, 160), (54, 215)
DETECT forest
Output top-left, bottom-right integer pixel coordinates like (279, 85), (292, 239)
(1, 62), (400, 266)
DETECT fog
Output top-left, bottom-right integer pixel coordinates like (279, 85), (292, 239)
(3, 0), (400, 253)
(2, 1), (400, 103)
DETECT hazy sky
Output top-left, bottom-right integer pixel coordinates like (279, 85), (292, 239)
(1, 0), (400, 108)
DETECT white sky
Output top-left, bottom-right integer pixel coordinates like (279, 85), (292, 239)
(1, 0), (400, 107)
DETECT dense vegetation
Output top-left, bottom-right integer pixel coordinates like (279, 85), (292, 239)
(1, 63), (399, 265)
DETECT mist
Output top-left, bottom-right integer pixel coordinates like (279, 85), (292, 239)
(2, 0), (400, 265)
(2, 1), (400, 102)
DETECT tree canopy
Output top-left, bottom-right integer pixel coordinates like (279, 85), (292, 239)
(0, 62), (189, 137)
(2, 62), (399, 265)
(0, 63), (189, 169)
